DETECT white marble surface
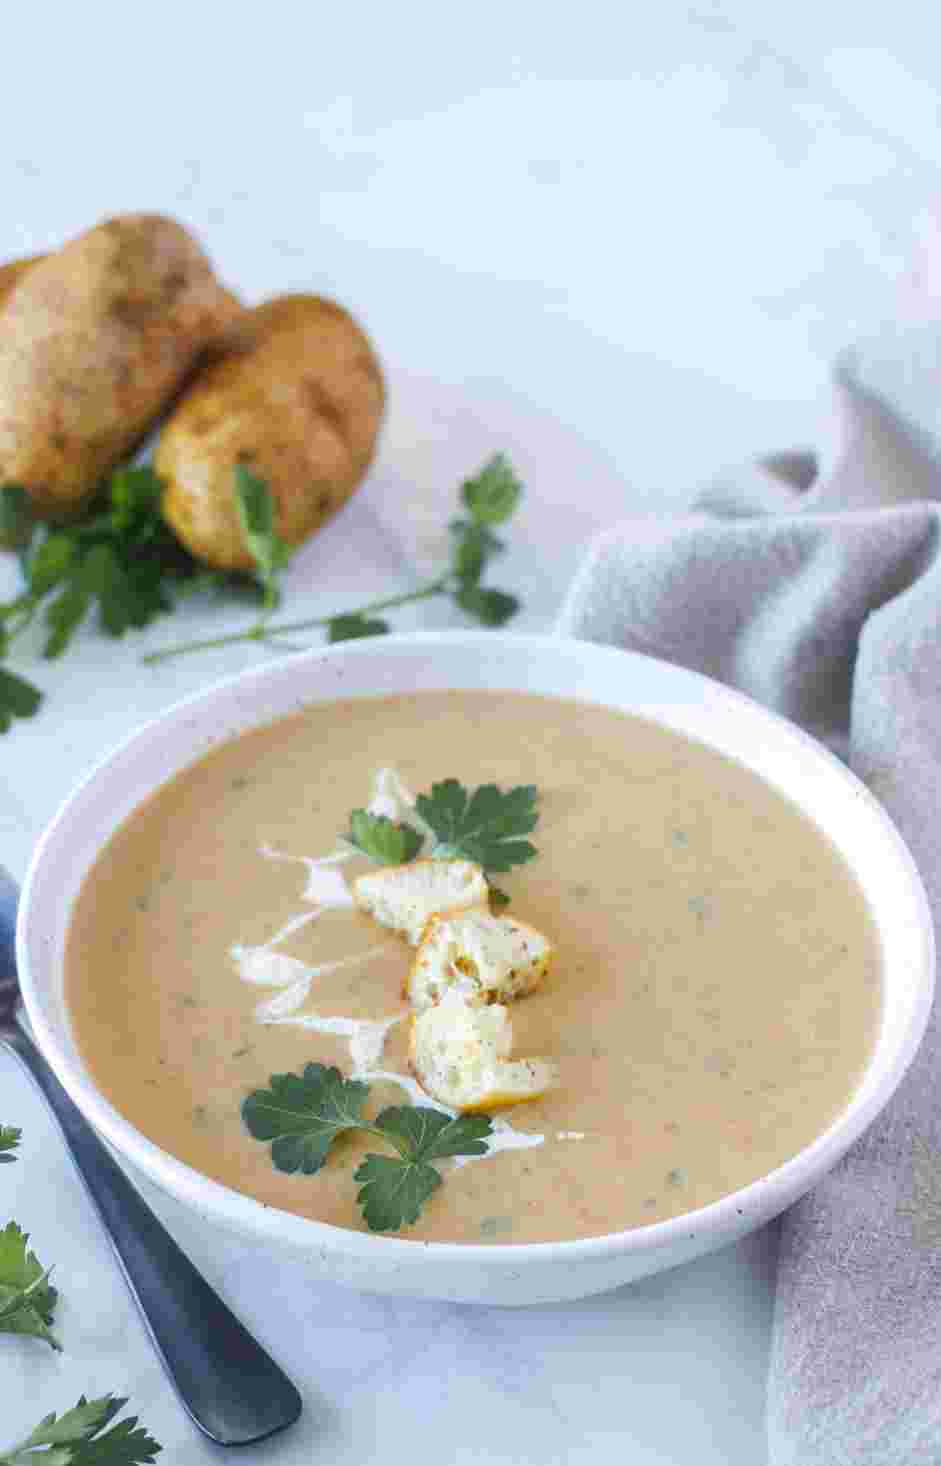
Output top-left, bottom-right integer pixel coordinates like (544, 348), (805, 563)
(0, 2), (936, 1459)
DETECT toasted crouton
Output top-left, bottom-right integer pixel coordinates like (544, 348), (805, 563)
(353, 859), (488, 945)
(410, 992), (555, 1112)
(407, 909), (552, 1012)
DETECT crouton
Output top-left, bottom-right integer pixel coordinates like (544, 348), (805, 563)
(407, 909), (552, 1012)
(353, 859), (488, 945)
(409, 992), (555, 1112)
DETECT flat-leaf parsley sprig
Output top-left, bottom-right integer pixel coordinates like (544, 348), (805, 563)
(0, 468), (200, 729)
(0, 464), (283, 730)
(416, 781), (538, 872)
(0, 1123), (160, 1459)
(344, 778), (539, 906)
(0, 1394), (161, 1466)
(242, 1063), (491, 1232)
(0, 455), (525, 729)
(0, 1221), (59, 1350)
(143, 453), (524, 664)
(1, 468), (195, 656)
(345, 809), (424, 867)
(232, 464), (293, 616)
(0, 1125), (20, 1164)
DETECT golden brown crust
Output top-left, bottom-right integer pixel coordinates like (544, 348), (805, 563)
(0, 215), (240, 515)
(155, 293), (385, 569)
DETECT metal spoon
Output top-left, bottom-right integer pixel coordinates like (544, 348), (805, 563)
(0, 864), (302, 1446)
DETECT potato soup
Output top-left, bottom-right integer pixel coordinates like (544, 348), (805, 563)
(65, 691), (882, 1244)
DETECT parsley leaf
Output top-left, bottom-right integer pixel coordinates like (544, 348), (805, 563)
(234, 466), (292, 613)
(454, 586), (520, 627)
(243, 1070), (493, 1231)
(327, 614), (390, 643)
(0, 668), (41, 732)
(242, 1064), (370, 1174)
(3, 454), (526, 720)
(345, 810), (423, 865)
(0, 1221), (59, 1350)
(461, 454), (522, 526)
(0, 487), (35, 552)
(1, 465), (200, 675)
(340, 778), (540, 904)
(449, 520), (504, 587)
(353, 1156), (441, 1231)
(448, 462), (520, 619)
(372, 1105), (492, 1162)
(108, 465), (163, 530)
(81, 541), (173, 639)
(43, 584), (91, 660)
(0, 1394), (161, 1466)
(0, 1127), (20, 1164)
(28, 534), (77, 597)
(355, 1109), (491, 1232)
(146, 454), (526, 666)
(414, 780), (538, 873)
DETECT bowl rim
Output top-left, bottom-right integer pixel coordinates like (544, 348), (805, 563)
(17, 630), (936, 1267)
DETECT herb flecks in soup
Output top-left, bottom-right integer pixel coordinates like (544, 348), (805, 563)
(65, 692), (882, 1244)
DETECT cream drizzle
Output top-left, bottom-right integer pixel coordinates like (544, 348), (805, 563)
(451, 1114), (547, 1168)
(232, 772), (546, 1164)
(365, 767), (435, 846)
(232, 946), (391, 1029)
(258, 845), (355, 906)
(264, 1014), (403, 1073)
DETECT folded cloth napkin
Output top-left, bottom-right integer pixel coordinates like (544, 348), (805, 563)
(557, 333), (941, 1464)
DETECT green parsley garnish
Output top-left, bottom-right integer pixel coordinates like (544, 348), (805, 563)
(0, 465), (292, 729)
(0, 467), (200, 723)
(416, 780), (538, 872)
(452, 585), (520, 627)
(327, 613), (390, 643)
(353, 1106), (492, 1232)
(242, 1065), (371, 1175)
(242, 1063), (491, 1232)
(0, 1221), (58, 1350)
(459, 453), (521, 525)
(6, 466), (196, 653)
(0, 1125), (21, 1164)
(0, 1394), (161, 1466)
(0, 454), (524, 728)
(0, 669), (40, 732)
(144, 453), (524, 663)
(0, 485), (33, 552)
(0, 1121), (160, 1460)
(233, 464), (292, 614)
(346, 810), (423, 866)
(341, 779), (539, 905)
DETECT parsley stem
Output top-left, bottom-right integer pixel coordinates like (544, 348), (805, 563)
(141, 576), (452, 666)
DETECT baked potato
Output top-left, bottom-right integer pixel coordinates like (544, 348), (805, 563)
(155, 294), (384, 569)
(0, 253), (46, 310)
(0, 215), (240, 517)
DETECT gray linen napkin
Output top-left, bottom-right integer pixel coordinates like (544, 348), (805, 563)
(557, 337), (941, 1465)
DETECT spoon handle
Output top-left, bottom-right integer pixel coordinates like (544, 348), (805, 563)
(0, 874), (301, 1447)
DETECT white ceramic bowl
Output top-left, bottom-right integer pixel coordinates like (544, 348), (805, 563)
(17, 633), (935, 1306)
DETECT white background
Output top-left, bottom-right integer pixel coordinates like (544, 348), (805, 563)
(0, 3), (937, 1460)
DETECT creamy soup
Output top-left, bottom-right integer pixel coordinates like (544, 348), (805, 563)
(65, 691), (882, 1244)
